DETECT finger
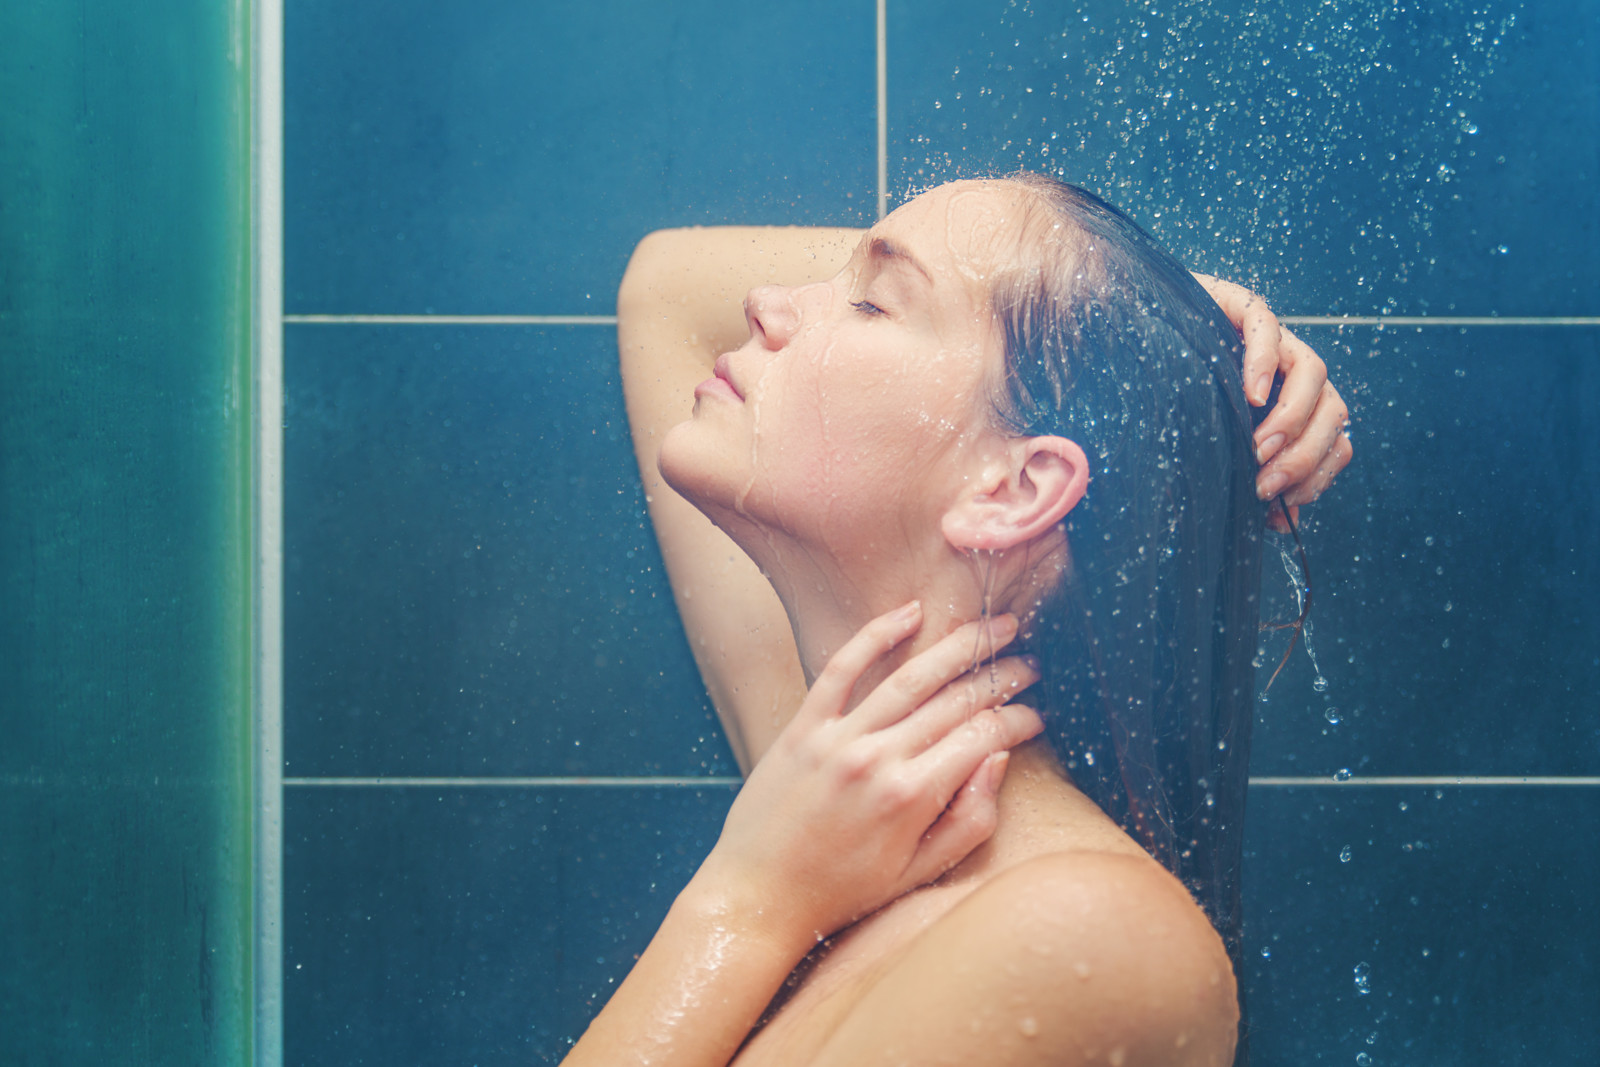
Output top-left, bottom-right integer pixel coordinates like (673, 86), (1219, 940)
(1235, 297), (1284, 407)
(1282, 428), (1353, 508)
(1253, 332), (1328, 463)
(1257, 383), (1349, 502)
(909, 702), (1045, 804)
(803, 600), (923, 722)
(876, 654), (1040, 758)
(847, 614), (1020, 733)
(898, 751), (1009, 890)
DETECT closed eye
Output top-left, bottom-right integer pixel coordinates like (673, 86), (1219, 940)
(851, 299), (886, 316)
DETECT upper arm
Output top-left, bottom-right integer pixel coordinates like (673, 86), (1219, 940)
(810, 853), (1239, 1067)
(616, 226), (862, 769)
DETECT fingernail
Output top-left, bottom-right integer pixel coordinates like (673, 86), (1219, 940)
(1257, 471), (1288, 500)
(1255, 432), (1285, 465)
(993, 613), (1019, 638)
(984, 751), (1010, 794)
(1021, 654), (1041, 672)
(894, 599), (921, 622)
(1253, 374), (1271, 404)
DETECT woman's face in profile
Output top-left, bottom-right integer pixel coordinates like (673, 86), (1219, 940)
(665, 180), (1040, 555)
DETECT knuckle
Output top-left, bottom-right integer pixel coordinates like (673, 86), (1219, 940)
(832, 743), (876, 782)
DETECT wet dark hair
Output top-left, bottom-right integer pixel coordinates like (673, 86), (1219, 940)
(989, 173), (1263, 1059)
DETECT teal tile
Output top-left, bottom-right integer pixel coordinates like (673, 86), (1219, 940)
(284, 324), (736, 776)
(286, 0), (876, 314)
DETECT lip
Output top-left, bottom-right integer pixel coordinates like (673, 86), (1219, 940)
(696, 353), (744, 401)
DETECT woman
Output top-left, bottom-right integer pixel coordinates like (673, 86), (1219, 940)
(569, 174), (1350, 1066)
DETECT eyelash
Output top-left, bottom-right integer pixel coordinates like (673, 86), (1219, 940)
(851, 299), (885, 316)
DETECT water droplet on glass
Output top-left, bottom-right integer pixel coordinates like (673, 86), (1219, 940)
(1339, 845), (1353, 863)
(1353, 961), (1372, 995)
(1334, 768), (1353, 782)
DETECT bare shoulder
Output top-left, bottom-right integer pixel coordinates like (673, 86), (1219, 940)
(811, 852), (1238, 1067)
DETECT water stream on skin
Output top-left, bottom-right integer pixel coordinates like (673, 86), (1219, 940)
(969, 547), (1001, 699)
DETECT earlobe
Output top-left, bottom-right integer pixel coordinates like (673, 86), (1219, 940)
(941, 436), (1089, 551)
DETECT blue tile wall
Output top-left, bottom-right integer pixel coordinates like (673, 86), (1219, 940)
(1242, 786), (1600, 1065)
(1251, 326), (1600, 776)
(284, 785), (736, 1066)
(283, 0), (1600, 1064)
(889, 0), (1600, 317)
(286, 0), (876, 315)
(284, 323), (734, 776)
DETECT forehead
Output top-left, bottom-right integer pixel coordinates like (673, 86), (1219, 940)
(872, 180), (1037, 290)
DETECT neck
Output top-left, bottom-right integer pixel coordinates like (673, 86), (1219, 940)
(768, 541), (1001, 709)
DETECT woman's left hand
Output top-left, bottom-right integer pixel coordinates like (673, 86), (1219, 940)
(697, 603), (1043, 946)
(1193, 273), (1354, 530)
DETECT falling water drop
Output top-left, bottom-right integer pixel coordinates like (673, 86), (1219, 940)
(1339, 845), (1353, 863)
(1324, 707), (1343, 725)
(1356, 1054), (1372, 1067)
(1353, 961), (1372, 995)
(1334, 768), (1353, 782)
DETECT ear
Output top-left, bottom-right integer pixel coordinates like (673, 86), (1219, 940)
(941, 435), (1090, 551)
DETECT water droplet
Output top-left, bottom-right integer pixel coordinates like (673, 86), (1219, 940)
(1367, 1031), (1379, 1045)
(1260, 947), (1272, 960)
(1312, 675), (1329, 692)
(1339, 845), (1353, 863)
(1356, 1054), (1372, 1067)
(1334, 768), (1353, 782)
(1353, 961), (1372, 995)
(1324, 707), (1342, 725)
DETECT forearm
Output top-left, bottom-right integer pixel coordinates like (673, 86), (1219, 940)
(562, 865), (812, 1067)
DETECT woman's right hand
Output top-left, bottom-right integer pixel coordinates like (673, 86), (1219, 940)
(696, 602), (1043, 946)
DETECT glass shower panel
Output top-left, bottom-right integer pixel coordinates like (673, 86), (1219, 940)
(0, 2), (256, 1063)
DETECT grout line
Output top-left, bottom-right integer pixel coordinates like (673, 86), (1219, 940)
(278, 775), (1600, 789)
(876, 0), (888, 221)
(283, 776), (745, 787)
(252, 0), (285, 1063)
(1281, 316), (1600, 327)
(283, 314), (617, 325)
(1249, 776), (1600, 787)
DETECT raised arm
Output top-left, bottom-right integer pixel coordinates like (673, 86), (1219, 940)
(617, 226), (861, 768)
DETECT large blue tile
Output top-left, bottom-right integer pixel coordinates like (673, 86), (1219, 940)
(286, 0), (876, 314)
(1241, 785), (1600, 1065)
(284, 324), (736, 776)
(888, 0), (1600, 316)
(1248, 326), (1600, 776)
(283, 784), (737, 1065)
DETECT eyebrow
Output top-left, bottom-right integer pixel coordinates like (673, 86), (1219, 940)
(867, 237), (933, 284)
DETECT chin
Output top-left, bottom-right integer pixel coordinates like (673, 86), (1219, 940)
(658, 421), (740, 516)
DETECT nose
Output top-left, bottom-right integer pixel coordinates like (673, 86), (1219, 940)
(744, 284), (801, 351)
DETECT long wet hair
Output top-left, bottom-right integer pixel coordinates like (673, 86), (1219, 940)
(989, 173), (1263, 1058)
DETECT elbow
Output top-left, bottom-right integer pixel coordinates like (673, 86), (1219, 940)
(617, 228), (693, 326)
